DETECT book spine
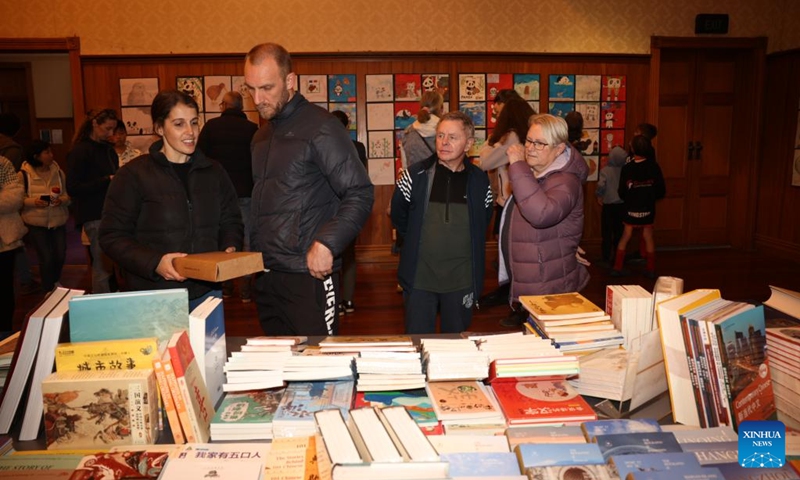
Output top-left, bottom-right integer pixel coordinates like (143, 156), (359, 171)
(175, 372), (205, 443)
(701, 320), (730, 427)
(152, 357), (185, 444)
(163, 360), (197, 443)
(680, 316), (708, 428)
(712, 322), (734, 422)
(127, 381), (148, 444)
(691, 318), (718, 427)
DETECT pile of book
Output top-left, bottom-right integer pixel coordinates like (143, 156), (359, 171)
(764, 285), (800, 430)
(568, 347), (640, 401)
(470, 331), (561, 361)
(354, 388), (441, 434)
(271, 379), (355, 438)
(355, 350), (425, 391)
(426, 380), (506, 435)
(420, 338), (489, 381)
(606, 284), (654, 350)
(318, 335), (416, 354)
(520, 292), (625, 354)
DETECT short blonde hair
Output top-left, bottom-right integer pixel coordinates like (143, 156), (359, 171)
(528, 113), (568, 147)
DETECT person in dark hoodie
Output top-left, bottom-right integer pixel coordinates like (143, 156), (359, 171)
(100, 90), (243, 309)
(499, 114), (590, 327)
(595, 146), (627, 267)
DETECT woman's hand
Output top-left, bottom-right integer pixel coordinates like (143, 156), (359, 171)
(507, 144), (525, 164)
(156, 253), (188, 282)
(34, 198), (49, 207)
(224, 246), (237, 253)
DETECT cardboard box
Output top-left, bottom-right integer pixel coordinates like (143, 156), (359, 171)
(173, 251), (264, 282)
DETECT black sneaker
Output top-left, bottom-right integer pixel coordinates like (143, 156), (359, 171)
(499, 308), (528, 328)
(338, 303), (345, 316)
(479, 284), (510, 308)
(343, 301), (355, 313)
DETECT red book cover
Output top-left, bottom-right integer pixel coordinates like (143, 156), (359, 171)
(490, 378), (597, 425)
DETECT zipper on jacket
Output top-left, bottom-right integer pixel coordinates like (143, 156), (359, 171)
(445, 175), (451, 223)
(187, 199), (194, 253)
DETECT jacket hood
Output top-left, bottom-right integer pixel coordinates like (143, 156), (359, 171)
(607, 146), (628, 167)
(411, 115), (440, 138)
(537, 144), (588, 183)
(21, 160), (62, 178)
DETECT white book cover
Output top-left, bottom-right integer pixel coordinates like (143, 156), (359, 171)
(160, 443), (270, 479)
(189, 296), (226, 408)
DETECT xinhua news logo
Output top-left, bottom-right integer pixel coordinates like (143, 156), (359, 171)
(738, 420), (785, 468)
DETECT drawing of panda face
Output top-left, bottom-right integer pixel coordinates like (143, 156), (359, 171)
(422, 76), (435, 92)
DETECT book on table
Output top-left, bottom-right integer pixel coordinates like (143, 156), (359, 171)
(188, 295), (227, 408)
(490, 377), (597, 426)
(764, 285), (800, 320)
(210, 388), (284, 441)
(152, 349), (185, 444)
(519, 292), (606, 320)
(425, 381), (502, 422)
(166, 330), (215, 444)
(157, 442), (271, 480)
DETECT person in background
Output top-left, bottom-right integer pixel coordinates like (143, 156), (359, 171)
(391, 111), (493, 334)
(18, 140), (71, 292)
(100, 90), (243, 310)
(332, 109), (367, 316)
(499, 114), (590, 327)
(110, 120), (141, 168)
(67, 108), (119, 294)
(197, 91), (259, 303)
(595, 146), (627, 268)
(611, 135), (666, 279)
(626, 122), (659, 264)
(400, 91), (444, 169)
(0, 155), (26, 336)
(565, 110), (584, 147)
(245, 42), (373, 336)
(490, 89), (523, 127)
(478, 97), (534, 309)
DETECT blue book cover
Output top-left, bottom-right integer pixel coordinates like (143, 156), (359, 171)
(594, 432), (682, 460)
(678, 441), (738, 465)
(711, 462), (799, 480)
(274, 380), (355, 423)
(68, 288), (189, 347)
(440, 452), (520, 477)
(515, 442), (604, 468)
(582, 419), (662, 441)
(628, 466), (724, 480)
(190, 297), (226, 408)
(609, 452), (701, 479)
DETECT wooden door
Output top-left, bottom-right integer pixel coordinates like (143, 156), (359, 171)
(0, 62), (35, 150)
(656, 48), (743, 246)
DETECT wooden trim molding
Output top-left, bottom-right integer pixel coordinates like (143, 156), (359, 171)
(754, 234), (800, 262)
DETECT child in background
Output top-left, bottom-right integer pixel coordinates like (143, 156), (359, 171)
(627, 122), (658, 264)
(611, 135), (666, 279)
(595, 146), (627, 267)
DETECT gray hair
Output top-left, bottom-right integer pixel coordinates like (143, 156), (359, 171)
(440, 111), (475, 139)
(528, 113), (568, 147)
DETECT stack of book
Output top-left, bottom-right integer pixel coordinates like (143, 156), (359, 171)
(766, 325), (800, 429)
(272, 379), (355, 438)
(425, 380), (506, 434)
(318, 335), (416, 354)
(284, 353), (356, 381)
(239, 335), (307, 353)
(210, 388), (285, 441)
(471, 331), (561, 361)
(664, 424), (739, 465)
(223, 349), (290, 391)
(490, 377), (597, 426)
(605, 284), (654, 350)
(568, 347), (640, 401)
(355, 350), (426, 391)
(488, 355), (580, 382)
(520, 292), (624, 354)
(420, 338), (489, 381)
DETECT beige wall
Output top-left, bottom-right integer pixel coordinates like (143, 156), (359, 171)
(1, 0), (798, 55)
(0, 53), (72, 118)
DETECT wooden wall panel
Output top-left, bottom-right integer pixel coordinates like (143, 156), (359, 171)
(755, 49), (800, 261)
(81, 53), (649, 262)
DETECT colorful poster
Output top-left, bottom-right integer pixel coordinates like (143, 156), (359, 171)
(203, 75), (231, 113)
(366, 74), (394, 102)
(549, 74), (576, 102)
(601, 129), (626, 154)
(368, 131), (393, 158)
(601, 102), (627, 129)
(585, 156), (599, 182)
(576, 128), (600, 156)
(231, 76), (256, 111)
(575, 102), (601, 129)
(329, 74), (356, 102)
(394, 101), (420, 130)
(602, 75), (627, 102)
(176, 76), (204, 112)
(459, 102), (486, 128)
(514, 74), (540, 101)
(459, 74), (486, 102)
(486, 73), (513, 102)
(575, 75), (602, 102)
(121, 107), (153, 135)
(548, 102), (574, 119)
(329, 103), (357, 130)
(299, 74), (328, 103)
(395, 74), (421, 101)
(422, 74), (449, 97)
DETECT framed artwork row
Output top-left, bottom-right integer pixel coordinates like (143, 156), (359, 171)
(298, 74), (358, 142)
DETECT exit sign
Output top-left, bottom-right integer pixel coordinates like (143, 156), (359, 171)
(695, 14), (729, 34)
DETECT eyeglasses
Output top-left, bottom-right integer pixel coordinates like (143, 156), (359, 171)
(525, 138), (550, 151)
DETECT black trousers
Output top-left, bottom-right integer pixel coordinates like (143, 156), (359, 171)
(601, 203), (625, 262)
(0, 249), (16, 332)
(26, 225), (67, 291)
(403, 286), (473, 334)
(254, 270), (340, 336)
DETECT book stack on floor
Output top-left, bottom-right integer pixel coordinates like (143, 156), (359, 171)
(355, 350), (425, 391)
(606, 284), (654, 350)
(763, 285), (800, 430)
(521, 292), (624, 354)
(272, 379), (355, 438)
(426, 380), (506, 435)
(420, 338), (489, 381)
(657, 289), (775, 429)
(210, 388), (285, 441)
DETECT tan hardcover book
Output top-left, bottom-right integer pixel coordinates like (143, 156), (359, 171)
(520, 292), (606, 320)
(173, 251), (264, 282)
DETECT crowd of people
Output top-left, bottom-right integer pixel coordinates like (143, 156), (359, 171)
(1, 43), (665, 338)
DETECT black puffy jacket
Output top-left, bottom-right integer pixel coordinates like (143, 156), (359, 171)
(250, 94), (373, 273)
(99, 140), (243, 299)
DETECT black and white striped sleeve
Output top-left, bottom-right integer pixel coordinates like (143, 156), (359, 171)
(396, 168), (413, 203)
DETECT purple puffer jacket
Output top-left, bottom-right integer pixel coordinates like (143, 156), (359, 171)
(507, 144), (590, 301)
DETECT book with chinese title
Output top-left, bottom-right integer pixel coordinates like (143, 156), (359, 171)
(490, 378), (597, 425)
(167, 330), (215, 443)
(55, 337), (158, 373)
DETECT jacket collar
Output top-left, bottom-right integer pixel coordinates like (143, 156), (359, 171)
(272, 92), (307, 123)
(148, 139), (212, 169)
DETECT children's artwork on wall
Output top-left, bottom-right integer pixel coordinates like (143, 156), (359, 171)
(121, 107), (153, 135)
(368, 158), (396, 186)
(203, 76), (231, 113)
(368, 131), (393, 159)
(549, 75), (576, 102)
(458, 74), (486, 102)
(231, 76), (256, 111)
(394, 102), (419, 130)
(576, 102), (600, 129)
(367, 103), (395, 131)
(576, 129), (600, 156)
(602, 75), (626, 102)
(127, 135), (158, 153)
(575, 75), (602, 102)
(366, 74), (394, 102)
(421, 74), (449, 97)
(584, 156), (599, 181)
(528, 101), (540, 114)
(601, 129), (625, 154)
(395, 74), (421, 102)
(176, 77), (204, 112)
(486, 74), (513, 103)
(548, 102), (574, 119)
(299, 75), (328, 103)
(329, 103), (357, 130)
(513, 74), (540, 101)
(329, 74), (356, 103)
(601, 102), (626, 129)
(467, 129), (486, 158)
(459, 102), (486, 128)
(120, 78), (158, 107)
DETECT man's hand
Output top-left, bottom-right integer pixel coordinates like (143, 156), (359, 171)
(224, 246), (237, 253)
(156, 253), (188, 282)
(306, 241), (333, 280)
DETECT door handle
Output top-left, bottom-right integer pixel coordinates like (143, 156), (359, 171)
(687, 141), (696, 161)
(695, 142), (703, 160)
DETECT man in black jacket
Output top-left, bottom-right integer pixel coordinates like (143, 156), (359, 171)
(244, 43), (374, 336)
(197, 91), (258, 302)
